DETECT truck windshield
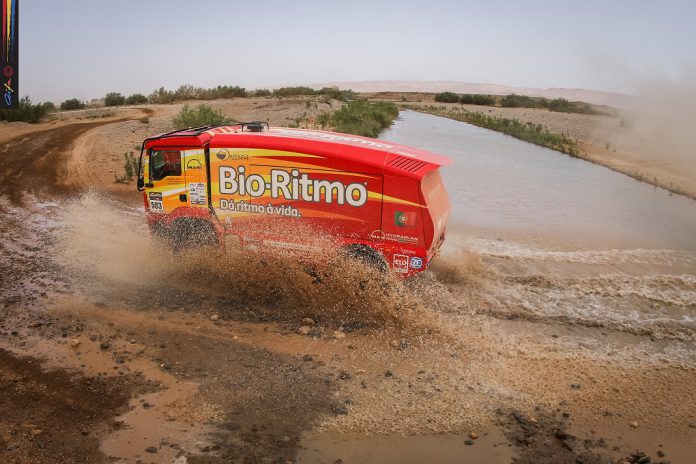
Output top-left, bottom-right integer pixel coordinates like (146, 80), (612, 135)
(151, 150), (182, 180)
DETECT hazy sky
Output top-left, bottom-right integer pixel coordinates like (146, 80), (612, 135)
(21, 0), (696, 102)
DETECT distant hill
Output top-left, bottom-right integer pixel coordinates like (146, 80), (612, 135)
(308, 80), (635, 109)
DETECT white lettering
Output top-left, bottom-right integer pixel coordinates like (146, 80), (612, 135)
(313, 180), (345, 204)
(219, 166), (238, 194)
(346, 183), (368, 206)
(271, 170), (291, 198)
(218, 167), (369, 207)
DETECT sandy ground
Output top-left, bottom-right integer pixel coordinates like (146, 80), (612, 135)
(0, 100), (695, 464)
(369, 94), (696, 200)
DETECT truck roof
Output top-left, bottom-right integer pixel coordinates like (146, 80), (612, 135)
(144, 124), (451, 179)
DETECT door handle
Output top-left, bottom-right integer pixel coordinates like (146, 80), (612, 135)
(179, 194), (187, 202)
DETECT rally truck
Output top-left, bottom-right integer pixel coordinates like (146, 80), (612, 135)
(137, 123), (451, 276)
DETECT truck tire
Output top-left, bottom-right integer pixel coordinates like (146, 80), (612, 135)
(343, 244), (388, 273)
(170, 218), (218, 252)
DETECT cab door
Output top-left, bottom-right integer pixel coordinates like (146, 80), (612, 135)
(146, 148), (186, 214)
(182, 148), (209, 210)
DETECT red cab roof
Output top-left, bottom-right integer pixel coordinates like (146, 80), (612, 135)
(145, 125), (451, 179)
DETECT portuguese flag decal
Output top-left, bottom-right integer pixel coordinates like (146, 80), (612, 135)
(394, 211), (416, 227)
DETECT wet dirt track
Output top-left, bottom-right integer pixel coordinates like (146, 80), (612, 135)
(1, 113), (695, 464)
(0, 118), (132, 203)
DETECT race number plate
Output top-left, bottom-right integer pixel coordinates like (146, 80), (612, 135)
(148, 192), (164, 212)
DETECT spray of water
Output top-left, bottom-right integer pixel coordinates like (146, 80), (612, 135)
(55, 191), (433, 329)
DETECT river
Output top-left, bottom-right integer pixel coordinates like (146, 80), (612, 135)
(380, 110), (696, 253)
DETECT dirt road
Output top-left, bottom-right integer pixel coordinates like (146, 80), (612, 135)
(1, 103), (695, 464)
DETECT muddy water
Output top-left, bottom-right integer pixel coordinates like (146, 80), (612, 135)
(381, 110), (696, 252)
(383, 111), (696, 342)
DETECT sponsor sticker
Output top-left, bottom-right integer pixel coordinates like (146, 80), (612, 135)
(410, 257), (423, 269)
(392, 254), (409, 273)
(148, 192), (163, 212)
(189, 182), (206, 205)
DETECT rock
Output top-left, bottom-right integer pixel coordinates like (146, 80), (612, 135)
(70, 338), (81, 348)
(302, 317), (315, 326)
(570, 383), (581, 390)
(384, 370), (393, 378)
(331, 330), (345, 339)
(689, 423), (696, 429)
(629, 421), (639, 428)
(210, 314), (219, 321)
(657, 450), (665, 458)
(468, 432), (478, 439)
(100, 341), (111, 350)
(331, 404), (348, 415)
(339, 371), (351, 380)
(389, 339), (409, 350)
(172, 456), (188, 464)
(302, 354), (313, 362)
(195, 441), (218, 452)
(145, 446), (158, 453)
(297, 326), (312, 336)
(142, 402), (152, 409)
(464, 439), (475, 445)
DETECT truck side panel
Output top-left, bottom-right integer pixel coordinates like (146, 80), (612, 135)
(210, 147), (383, 241)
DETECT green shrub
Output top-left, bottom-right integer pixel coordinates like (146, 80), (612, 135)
(172, 104), (231, 129)
(460, 94), (496, 105)
(317, 87), (355, 102)
(60, 98), (85, 110)
(148, 87), (175, 104)
(104, 92), (126, 106)
(324, 100), (399, 137)
(500, 94), (543, 108)
(434, 92), (460, 103)
(124, 152), (138, 180)
(173, 84), (197, 101)
(213, 85), (248, 99)
(545, 98), (600, 114)
(272, 86), (317, 97)
(125, 93), (148, 105)
(253, 89), (272, 97)
(0, 97), (52, 123)
(42, 102), (57, 112)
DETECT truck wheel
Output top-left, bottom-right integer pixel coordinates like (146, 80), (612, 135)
(170, 218), (218, 252)
(343, 245), (388, 273)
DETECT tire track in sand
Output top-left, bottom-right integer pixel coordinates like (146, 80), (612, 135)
(0, 109), (153, 204)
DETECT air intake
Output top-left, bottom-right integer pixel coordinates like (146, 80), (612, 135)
(387, 156), (427, 173)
